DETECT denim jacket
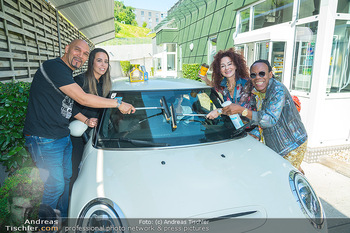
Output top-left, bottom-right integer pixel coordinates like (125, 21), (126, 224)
(251, 78), (307, 156)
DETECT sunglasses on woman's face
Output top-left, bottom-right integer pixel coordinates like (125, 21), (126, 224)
(250, 71), (266, 79)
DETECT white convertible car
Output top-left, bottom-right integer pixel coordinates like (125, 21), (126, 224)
(69, 77), (327, 233)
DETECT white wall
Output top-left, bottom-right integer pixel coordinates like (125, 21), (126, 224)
(99, 44), (153, 77)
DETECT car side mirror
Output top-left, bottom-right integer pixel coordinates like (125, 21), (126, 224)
(69, 120), (88, 137)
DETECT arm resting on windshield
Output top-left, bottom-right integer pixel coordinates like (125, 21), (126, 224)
(60, 83), (135, 114)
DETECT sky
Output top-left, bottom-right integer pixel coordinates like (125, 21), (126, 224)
(122, 0), (179, 12)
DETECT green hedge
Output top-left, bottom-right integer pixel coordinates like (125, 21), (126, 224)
(120, 61), (133, 76)
(0, 167), (43, 226)
(0, 82), (33, 174)
(182, 63), (201, 81)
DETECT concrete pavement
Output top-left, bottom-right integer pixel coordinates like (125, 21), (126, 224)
(302, 162), (350, 233)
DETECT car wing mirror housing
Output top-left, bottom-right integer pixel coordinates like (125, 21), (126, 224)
(69, 120), (88, 137)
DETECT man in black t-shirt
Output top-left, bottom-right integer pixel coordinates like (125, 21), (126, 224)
(23, 39), (135, 218)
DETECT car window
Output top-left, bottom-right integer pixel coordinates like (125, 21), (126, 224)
(94, 88), (244, 148)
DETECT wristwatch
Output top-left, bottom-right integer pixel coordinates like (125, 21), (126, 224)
(217, 108), (222, 115)
(242, 108), (248, 117)
(116, 98), (122, 108)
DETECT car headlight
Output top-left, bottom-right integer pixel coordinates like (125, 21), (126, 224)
(289, 171), (324, 229)
(76, 198), (128, 233)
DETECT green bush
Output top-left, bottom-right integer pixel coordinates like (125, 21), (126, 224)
(142, 22), (147, 28)
(0, 167), (43, 226)
(120, 61), (133, 76)
(182, 63), (201, 81)
(115, 21), (122, 33)
(150, 67), (154, 76)
(0, 82), (33, 174)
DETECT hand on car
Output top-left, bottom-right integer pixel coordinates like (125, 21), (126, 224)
(119, 102), (136, 114)
(87, 118), (98, 128)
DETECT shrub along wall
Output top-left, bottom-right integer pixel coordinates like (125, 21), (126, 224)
(0, 0), (94, 174)
(182, 63), (201, 81)
(0, 82), (32, 174)
(0, 0), (94, 82)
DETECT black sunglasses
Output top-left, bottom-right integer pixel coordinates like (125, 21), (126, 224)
(250, 71), (266, 79)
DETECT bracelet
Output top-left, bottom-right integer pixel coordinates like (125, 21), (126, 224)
(84, 118), (89, 125)
(116, 98), (122, 108)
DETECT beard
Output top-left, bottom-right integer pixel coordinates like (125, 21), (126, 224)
(70, 57), (83, 69)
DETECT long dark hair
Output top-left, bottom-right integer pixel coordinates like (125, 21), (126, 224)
(211, 47), (249, 90)
(83, 48), (111, 97)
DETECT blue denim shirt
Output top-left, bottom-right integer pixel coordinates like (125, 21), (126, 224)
(251, 78), (307, 156)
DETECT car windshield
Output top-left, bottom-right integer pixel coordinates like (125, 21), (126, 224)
(94, 88), (245, 148)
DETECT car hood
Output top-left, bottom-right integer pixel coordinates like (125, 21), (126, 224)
(70, 135), (303, 219)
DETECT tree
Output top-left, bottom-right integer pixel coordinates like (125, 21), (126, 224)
(142, 22), (147, 28)
(114, 1), (137, 25)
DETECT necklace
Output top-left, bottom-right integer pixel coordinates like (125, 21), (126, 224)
(226, 79), (236, 93)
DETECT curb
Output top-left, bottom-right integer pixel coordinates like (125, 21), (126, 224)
(318, 157), (350, 178)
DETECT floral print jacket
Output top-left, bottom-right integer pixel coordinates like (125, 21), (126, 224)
(217, 77), (255, 110)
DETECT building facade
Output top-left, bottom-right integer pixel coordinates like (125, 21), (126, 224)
(134, 8), (167, 29)
(154, 0), (350, 160)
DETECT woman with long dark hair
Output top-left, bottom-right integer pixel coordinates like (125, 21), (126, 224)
(70, 48), (112, 189)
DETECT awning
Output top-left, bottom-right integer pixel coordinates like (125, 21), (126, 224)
(48, 0), (115, 45)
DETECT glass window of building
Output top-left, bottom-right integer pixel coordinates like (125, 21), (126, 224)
(157, 58), (162, 71)
(253, 0), (293, 30)
(149, 12), (152, 16)
(161, 13), (164, 18)
(240, 8), (250, 33)
(235, 46), (245, 56)
(166, 44), (176, 52)
(156, 18), (159, 23)
(256, 41), (270, 60)
(291, 22), (318, 92)
(156, 13), (159, 17)
(327, 20), (350, 93)
(208, 36), (217, 65)
(179, 45), (183, 71)
(167, 54), (175, 71)
(141, 11), (144, 16)
(299, 0), (320, 19)
(337, 0), (350, 13)
(271, 42), (286, 82)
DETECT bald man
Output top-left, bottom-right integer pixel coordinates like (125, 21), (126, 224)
(23, 39), (135, 217)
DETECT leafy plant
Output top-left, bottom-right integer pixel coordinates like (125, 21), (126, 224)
(142, 21), (147, 28)
(0, 167), (43, 226)
(0, 81), (33, 174)
(150, 67), (154, 76)
(182, 63), (201, 81)
(120, 61), (133, 76)
(115, 21), (122, 33)
(114, 1), (137, 25)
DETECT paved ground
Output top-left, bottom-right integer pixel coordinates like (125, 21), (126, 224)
(302, 162), (350, 233)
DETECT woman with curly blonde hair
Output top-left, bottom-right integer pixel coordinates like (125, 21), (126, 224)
(200, 47), (254, 119)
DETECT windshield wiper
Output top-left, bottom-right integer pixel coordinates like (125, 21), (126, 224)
(134, 96), (171, 122)
(102, 138), (170, 147)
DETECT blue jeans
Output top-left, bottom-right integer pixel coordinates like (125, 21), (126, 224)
(25, 135), (72, 218)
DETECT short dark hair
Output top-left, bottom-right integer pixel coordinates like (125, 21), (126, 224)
(250, 59), (272, 72)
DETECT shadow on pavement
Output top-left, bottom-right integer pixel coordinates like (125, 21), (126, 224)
(320, 198), (350, 233)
